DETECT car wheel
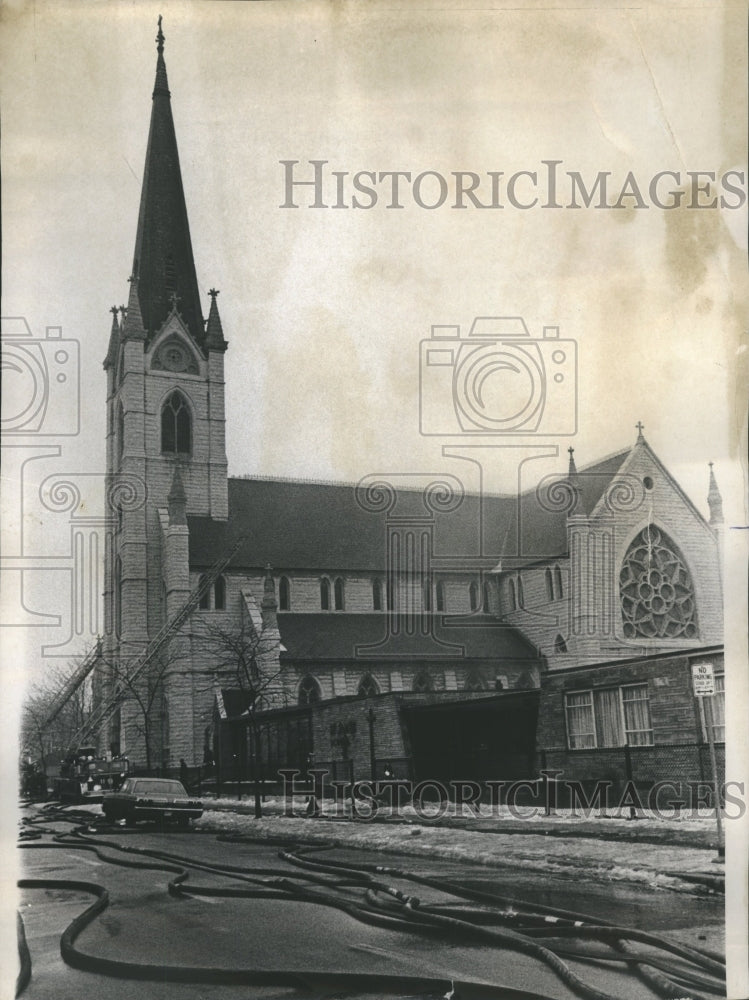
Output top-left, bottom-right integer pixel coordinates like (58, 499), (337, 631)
(125, 814), (137, 827)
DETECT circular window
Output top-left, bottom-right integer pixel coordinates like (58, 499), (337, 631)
(643, 476), (654, 491)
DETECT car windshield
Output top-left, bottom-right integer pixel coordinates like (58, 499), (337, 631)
(132, 780), (187, 796)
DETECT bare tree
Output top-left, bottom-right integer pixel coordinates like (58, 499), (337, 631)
(188, 615), (288, 816)
(99, 649), (174, 771)
(21, 659), (92, 780)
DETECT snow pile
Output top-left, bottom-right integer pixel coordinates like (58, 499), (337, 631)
(195, 808), (722, 893)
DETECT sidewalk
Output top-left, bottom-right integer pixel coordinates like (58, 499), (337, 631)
(196, 795), (726, 894)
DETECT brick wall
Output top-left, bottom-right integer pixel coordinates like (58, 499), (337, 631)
(538, 648), (723, 749)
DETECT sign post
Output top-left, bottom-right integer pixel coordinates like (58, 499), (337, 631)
(692, 661), (723, 858)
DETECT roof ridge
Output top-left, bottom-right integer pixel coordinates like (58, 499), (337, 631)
(229, 447), (631, 500)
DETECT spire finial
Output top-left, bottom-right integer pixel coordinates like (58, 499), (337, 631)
(205, 287), (228, 352)
(156, 15), (165, 55)
(636, 421), (645, 442)
(565, 444), (585, 515)
(707, 461), (723, 526)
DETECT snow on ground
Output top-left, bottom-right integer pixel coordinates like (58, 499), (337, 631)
(195, 803), (724, 893)
(34, 798), (724, 892)
(203, 793), (723, 832)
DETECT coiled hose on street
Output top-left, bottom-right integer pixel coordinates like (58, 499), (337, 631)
(16, 806), (725, 1000)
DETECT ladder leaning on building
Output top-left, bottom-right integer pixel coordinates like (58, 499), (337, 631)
(65, 537), (245, 749)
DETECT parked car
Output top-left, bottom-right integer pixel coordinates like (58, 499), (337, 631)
(102, 777), (203, 828)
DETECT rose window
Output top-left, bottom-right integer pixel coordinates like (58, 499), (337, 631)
(619, 526), (698, 639)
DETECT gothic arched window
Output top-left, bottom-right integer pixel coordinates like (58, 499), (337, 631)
(334, 577), (345, 611)
(554, 565), (564, 600)
(114, 555), (123, 638)
(198, 574), (210, 609)
(545, 568), (554, 602)
(214, 575), (226, 611)
(508, 578), (516, 611)
(161, 391), (192, 455)
(554, 634), (568, 653)
(358, 674), (379, 697)
(482, 581), (491, 613)
(469, 581), (479, 611)
(117, 402), (125, 464)
(517, 575), (525, 608)
(160, 695), (170, 765)
(464, 670), (485, 691)
(279, 576), (290, 611)
(320, 578), (330, 611)
(372, 579), (382, 611)
(299, 675), (321, 706)
(436, 580), (446, 613)
(423, 578), (432, 612)
(110, 707), (121, 757)
(413, 670), (433, 692)
(619, 525), (698, 639)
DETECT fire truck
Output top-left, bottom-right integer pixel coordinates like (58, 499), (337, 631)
(54, 746), (130, 804)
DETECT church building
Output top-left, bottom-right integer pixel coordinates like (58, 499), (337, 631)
(96, 24), (725, 795)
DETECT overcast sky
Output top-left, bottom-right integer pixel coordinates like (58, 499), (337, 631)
(2, 0), (747, 674)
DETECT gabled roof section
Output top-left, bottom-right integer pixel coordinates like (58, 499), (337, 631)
(130, 19), (205, 347)
(277, 613), (539, 662)
(187, 448), (630, 572)
(589, 434), (712, 532)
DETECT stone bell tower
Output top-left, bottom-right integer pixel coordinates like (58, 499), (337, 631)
(100, 18), (229, 765)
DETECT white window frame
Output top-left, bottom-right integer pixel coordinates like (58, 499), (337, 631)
(565, 683), (654, 750)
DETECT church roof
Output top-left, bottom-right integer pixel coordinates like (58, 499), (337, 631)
(129, 19), (205, 347)
(187, 448), (630, 572)
(277, 613), (538, 662)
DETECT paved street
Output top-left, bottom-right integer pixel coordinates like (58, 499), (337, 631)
(16, 804), (724, 1000)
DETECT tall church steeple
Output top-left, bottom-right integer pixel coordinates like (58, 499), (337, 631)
(131, 17), (205, 346)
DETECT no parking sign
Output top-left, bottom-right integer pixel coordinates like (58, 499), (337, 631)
(692, 661), (715, 697)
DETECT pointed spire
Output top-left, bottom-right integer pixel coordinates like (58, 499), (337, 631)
(130, 18), (205, 346)
(566, 446), (586, 516)
(261, 564), (277, 611)
(154, 15), (169, 96)
(121, 275), (146, 341)
(103, 305), (121, 369)
(168, 463), (187, 525)
(707, 462), (724, 526)
(567, 445), (578, 479)
(205, 289), (228, 352)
